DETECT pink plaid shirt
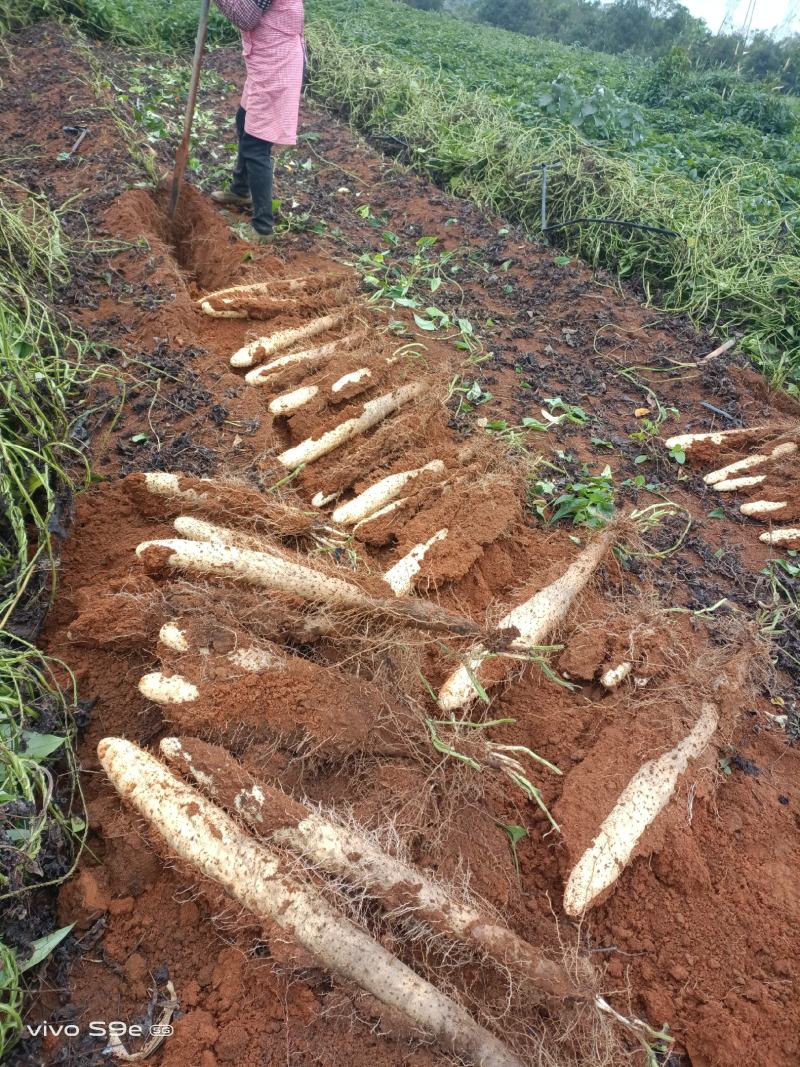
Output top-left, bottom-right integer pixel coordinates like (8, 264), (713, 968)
(240, 0), (305, 146)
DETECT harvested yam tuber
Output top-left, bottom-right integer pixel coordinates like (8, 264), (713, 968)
(278, 382), (424, 468)
(99, 738), (524, 1067)
(383, 529), (449, 596)
(665, 425), (768, 453)
(127, 472), (316, 538)
(199, 273), (348, 317)
(331, 367), (371, 392)
(244, 332), (366, 386)
(562, 703), (718, 916)
(332, 460), (445, 526)
(439, 529), (614, 713)
(600, 662), (632, 690)
(138, 672), (198, 704)
(160, 736), (578, 1001)
(136, 538), (481, 637)
(713, 475), (766, 492)
(703, 441), (797, 485)
(269, 385), (319, 415)
(759, 527), (800, 545)
(740, 500), (787, 517)
(231, 313), (346, 368)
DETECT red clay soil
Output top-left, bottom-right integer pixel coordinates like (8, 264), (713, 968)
(5, 22), (800, 1067)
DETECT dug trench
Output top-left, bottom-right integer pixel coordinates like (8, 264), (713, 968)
(6, 23), (800, 1067)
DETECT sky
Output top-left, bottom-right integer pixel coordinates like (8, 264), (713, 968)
(681, 0), (800, 36)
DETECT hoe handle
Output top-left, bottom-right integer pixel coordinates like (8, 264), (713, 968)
(169, 0), (212, 219)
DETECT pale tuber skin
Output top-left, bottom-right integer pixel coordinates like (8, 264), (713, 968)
(600, 662), (632, 689)
(160, 735), (579, 1002)
(158, 620), (281, 672)
(268, 385), (319, 415)
(332, 460), (445, 526)
(98, 738), (525, 1067)
(135, 537), (482, 637)
(704, 442), (797, 485)
(352, 497), (408, 533)
(740, 500), (787, 517)
(713, 475), (766, 492)
(199, 273), (347, 317)
(759, 527), (800, 545)
(244, 332), (366, 386)
(278, 382), (424, 468)
(383, 529), (449, 596)
(562, 703), (718, 916)
(331, 367), (371, 393)
(664, 426), (768, 452)
(438, 529), (614, 713)
(138, 672), (198, 704)
(231, 313), (346, 368)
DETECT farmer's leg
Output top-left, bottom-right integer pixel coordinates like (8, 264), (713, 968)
(230, 106), (249, 196)
(239, 128), (274, 235)
(211, 108), (251, 204)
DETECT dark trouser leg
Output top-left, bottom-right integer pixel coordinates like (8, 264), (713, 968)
(230, 106), (250, 197)
(237, 108), (274, 235)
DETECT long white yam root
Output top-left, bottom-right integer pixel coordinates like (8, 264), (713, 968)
(353, 498), (408, 533)
(267, 368), (374, 416)
(269, 385), (319, 415)
(562, 703), (718, 916)
(244, 332), (365, 386)
(278, 382), (424, 468)
(137, 538), (373, 606)
(231, 313), (346, 368)
(331, 367), (371, 392)
(703, 442), (797, 485)
(665, 426), (767, 452)
(714, 475), (766, 492)
(171, 514), (282, 548)
(384, 529), (449, 596)
(136, 538), (481, 637)
(332, 460), (445, 526)
(172, 515), (276, 554)
(740, 500), (787, 517)
(161, 736), (578, 1001)
(759, 527), (800, 545)
(199, 274), (346, 317)
(99, 739), (523, 1067)
(131, 472), (316, 538)
(439, 530), (614, 713)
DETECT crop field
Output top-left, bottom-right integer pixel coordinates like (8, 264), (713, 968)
(1, 3), (799, 1067)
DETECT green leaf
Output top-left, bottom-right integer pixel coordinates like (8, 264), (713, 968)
(130, 433), (149, 444)
(413, 313), (436, 331)
(502, 824), (528, 846)
(669, 444), (686, 465)
(20, 926), (74, 973)
(554, 255), (571, 266)
(20, 732), (65, 761)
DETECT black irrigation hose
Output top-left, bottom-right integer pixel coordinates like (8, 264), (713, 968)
(535, 162), (681, 240)
(543, 217), (681, 238)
